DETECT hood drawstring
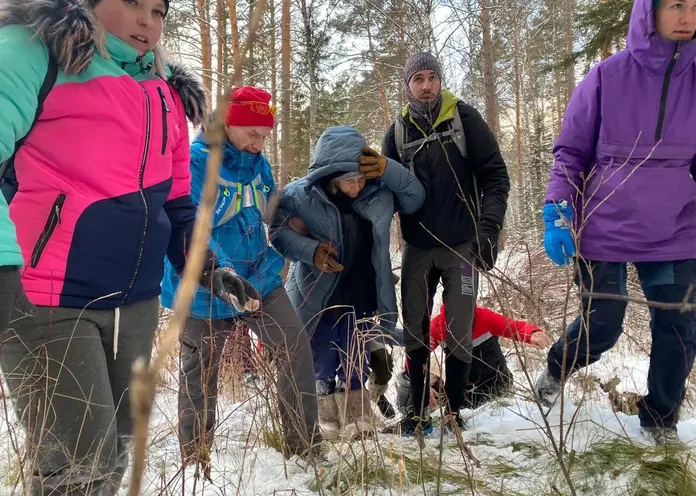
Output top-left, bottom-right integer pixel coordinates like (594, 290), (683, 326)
(113, 307), (121, 359)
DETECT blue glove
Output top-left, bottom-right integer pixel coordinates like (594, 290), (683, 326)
(542, 201), (576, 266)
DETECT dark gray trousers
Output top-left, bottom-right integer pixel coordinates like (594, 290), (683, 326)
(179, 287), (319, 456)
(178, 318), (254, 453)
(0, 296), (159, 495)
(401, 243), (477, 416)
(0, 267), (20, 335)
(401, 243), (477, 362)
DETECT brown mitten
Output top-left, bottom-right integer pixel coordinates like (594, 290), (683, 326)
(314, 243), (343, 273)
(359, 146), (387, 179)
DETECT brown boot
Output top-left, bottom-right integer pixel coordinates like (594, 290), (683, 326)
(317, 393), (341, 440)
(336, 388), (377, 440)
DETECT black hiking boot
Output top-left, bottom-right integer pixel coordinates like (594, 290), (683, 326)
(643, 426), (681, 446)
(442, 412), (466, 434)
(382, 415), (433, 437)
(376, 394), (396, 418)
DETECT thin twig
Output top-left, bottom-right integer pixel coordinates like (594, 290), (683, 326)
(578, 287), (695, 311)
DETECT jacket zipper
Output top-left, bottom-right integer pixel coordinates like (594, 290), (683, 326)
(157, 87), (170, 154)
(30, 193), (66, 268)
(123, 85), (152, 302)
(655, 46), (680, 141)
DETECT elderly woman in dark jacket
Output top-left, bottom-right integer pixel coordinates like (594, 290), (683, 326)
(270, 125), (424, 439)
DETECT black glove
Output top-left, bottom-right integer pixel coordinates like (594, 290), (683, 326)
(691, 156), (696, 182)
(201, 267), (260, 312)
(471, 222), (500, 271)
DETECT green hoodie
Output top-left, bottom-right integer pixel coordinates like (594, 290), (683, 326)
(400, 89), (461, 136)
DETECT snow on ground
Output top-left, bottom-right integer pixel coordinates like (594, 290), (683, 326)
(1, 342), (690, 495)
(115, 348), (695, 494)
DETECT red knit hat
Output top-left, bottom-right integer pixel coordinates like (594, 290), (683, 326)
(225, 86), (276, 128)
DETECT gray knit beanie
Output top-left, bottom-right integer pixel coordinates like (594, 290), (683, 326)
(404, 52), (443, 85)
(403, 52), (443, 122)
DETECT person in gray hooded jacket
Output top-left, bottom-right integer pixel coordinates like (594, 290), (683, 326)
(270, 125), (424, 439)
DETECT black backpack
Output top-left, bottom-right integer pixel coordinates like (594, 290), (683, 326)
(0, 52), (59, 203)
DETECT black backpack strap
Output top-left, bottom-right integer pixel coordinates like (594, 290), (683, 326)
(21, 51), (58, 149)
(0, 51), (58, 201)
(402, 128), (459, 152)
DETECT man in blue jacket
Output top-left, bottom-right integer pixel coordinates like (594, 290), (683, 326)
(161, 86), (319, 463)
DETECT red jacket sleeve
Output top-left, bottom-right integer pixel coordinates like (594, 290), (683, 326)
(429, 304), (446, 351)
(474, 307), (539, 344)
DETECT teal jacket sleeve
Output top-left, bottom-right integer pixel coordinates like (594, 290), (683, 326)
(269, 184), (320, 266)
(0, 25), (50, 267)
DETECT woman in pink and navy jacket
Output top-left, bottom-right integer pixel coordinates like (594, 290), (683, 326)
(0, 0), (259, 493)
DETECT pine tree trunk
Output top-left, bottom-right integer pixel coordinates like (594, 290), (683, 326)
(226, 0), (242, 85)
(565, 0), (575, 100)
(216, 0), (225, 101)
(280, 0), (292, 187)
(269, 0), (279, 174)
(366, 20), (391, 129)
(397, 0), (406, 109)
(197, 0), (213, 111)
(248, 0), (257, 85)
(480, 0), (499, 135)
(514, 26), (523, 229)
(554, 69), (563, 135)
(299, 0), (318, 153)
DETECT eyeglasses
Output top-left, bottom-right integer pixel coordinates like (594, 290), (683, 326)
(233, 101), (277, 116)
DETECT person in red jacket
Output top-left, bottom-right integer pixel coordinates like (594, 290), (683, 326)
(396, 304), (551, 414)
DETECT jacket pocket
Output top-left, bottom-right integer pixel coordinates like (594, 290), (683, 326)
(30, 193), (66, 268)
(157, 87), (170, 155)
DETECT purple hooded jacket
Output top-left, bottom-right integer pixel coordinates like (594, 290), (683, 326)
(545, 0), (696, 262)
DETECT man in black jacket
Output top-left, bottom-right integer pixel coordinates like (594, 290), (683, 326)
(383, 52), (509, 435)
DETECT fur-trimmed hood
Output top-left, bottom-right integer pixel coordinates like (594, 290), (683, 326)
(0, 0), (207, 125)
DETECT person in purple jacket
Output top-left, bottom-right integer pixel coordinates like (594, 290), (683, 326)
(536, 0), (696, 445)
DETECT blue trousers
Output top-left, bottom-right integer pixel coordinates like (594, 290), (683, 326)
(547, 259), (696, 428)
(310, 313), (370, 393)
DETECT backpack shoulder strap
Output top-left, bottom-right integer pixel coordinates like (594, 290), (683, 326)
(17, 51), (58, 152)
(450, 106), (467, 159)
(0, 51), (58, 201)
(449, 103), (480, 217)
(394, 118), (405, 162)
